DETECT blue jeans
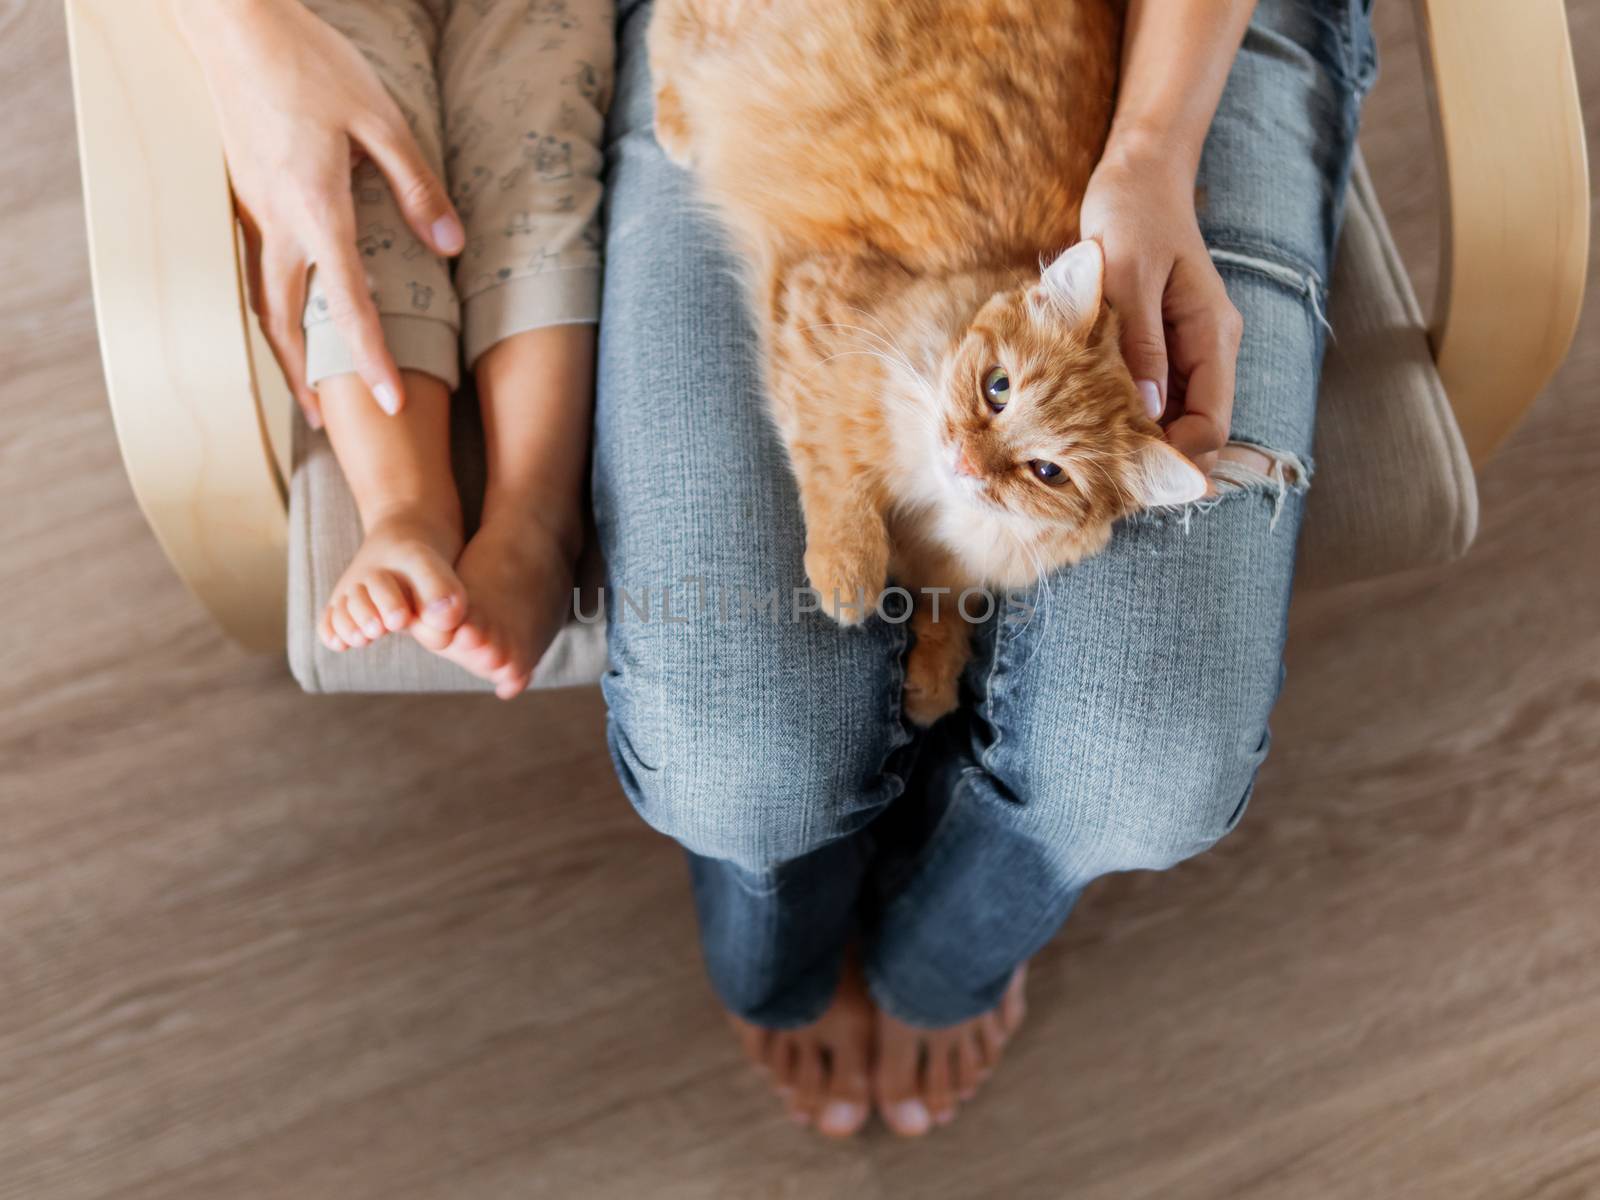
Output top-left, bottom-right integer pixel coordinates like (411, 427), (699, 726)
(595, 0), (1376, 1028)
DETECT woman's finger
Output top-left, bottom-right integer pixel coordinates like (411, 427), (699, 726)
(1108, 257), (1171, 421)
(304, 190), (405, 415)
(1165, 306), (1241, 469)
(240, 213), (266, 318)
(261, 241), (321, 429)
(356, 113), (464, 257)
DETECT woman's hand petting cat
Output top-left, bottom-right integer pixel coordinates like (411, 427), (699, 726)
(174, 0), (465, 424)
(1079, 140), (1242, 476)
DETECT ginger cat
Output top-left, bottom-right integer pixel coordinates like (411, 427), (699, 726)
(649, 0), (1208, 725)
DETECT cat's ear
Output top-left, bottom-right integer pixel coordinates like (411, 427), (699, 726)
(1033, 240), (1105, 329)
(1130, 438), (1209, 508)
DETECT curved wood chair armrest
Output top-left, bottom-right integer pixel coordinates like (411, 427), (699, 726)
(65, 0), (290, 651)
(1414, 0), (1590, 466)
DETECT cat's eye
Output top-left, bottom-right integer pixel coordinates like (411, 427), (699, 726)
(982, 366), (1011, 412)
(1029, 459), (1066, 484)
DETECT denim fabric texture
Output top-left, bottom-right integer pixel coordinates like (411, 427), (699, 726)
(594, 0), (1373, 1028)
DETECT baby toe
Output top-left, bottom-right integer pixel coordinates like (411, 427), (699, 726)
(367, 571), (413, 632)
(346, 586), (385, 643)
(318, 607), (342, 652)
(446, 619), (487, 655)
(330, 599), (365, 649)
(494, 663), (532, 701)
(404, 554), (467, 632)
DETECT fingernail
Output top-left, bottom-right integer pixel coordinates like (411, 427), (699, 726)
(305, 407), (324, 431)
(426, 597), (455, 614)
(1137, 379), (1163, 420)
(373, 382), (401, 415)
(432, 215), (465, 254)
(891, 1100), (930, 1133)
(362, 620), (383, 639)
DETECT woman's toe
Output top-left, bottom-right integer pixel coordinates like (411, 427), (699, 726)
(955, 1031), (982, 1101)
(924, 1040), (956, 1125)
(789, 1042), (825, 1124)
(815, 1041), (870, 1138)
(730, 1018), (770, 1071)
(977, 1012), (1005, 1070)
(766, 1034), (798, 1099)
(874, 1024), (932, 1136)
(1001, 967), (1028, 1034)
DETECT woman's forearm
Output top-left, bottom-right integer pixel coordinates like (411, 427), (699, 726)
(171, 0), (272, 58)
(166, 0), (461, 420)
(1104, 0), (1257, 182)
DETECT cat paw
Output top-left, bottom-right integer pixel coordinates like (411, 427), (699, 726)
(902, 642), (961, 726)
(653, 84), (695, 167)
(804, 542), (886, 627)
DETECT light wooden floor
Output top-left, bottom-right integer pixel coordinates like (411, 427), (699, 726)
(4, 3), (1599, 1197)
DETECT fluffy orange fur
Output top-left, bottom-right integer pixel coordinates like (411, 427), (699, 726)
(649, 0), (1207, 723)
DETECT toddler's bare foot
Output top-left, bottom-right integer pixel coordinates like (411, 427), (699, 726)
(729, 956), (875, 1138)
(873, 964), (1028, 1136)
(410, 510), (575, 700)
(318, 509), (466, 651)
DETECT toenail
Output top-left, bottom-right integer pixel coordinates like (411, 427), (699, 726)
(891, 1100), (930, 1132)
(821, 1101), (862, 1129)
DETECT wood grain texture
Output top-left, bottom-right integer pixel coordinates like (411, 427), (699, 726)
(1, 1), (1598, 1197)
(1416, 0), (1590, 463)
(64, 0), (289, 652)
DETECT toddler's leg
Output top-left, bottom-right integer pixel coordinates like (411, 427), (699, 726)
(411, 0), (614, 697)
(298, 1), (469, 649)
(409, 327), (595, 695)
(315, 372), (466, 650)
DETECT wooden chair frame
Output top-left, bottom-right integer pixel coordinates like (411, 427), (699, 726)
(65, 0), (1590, 653)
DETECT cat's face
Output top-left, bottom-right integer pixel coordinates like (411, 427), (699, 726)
(931, 242), (1206, 533)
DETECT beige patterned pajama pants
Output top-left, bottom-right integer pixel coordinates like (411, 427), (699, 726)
(301, 0), (614, 390)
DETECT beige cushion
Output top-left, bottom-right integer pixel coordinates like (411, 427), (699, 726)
(288, 154), (1477, 694)
(1299, 156), (1478, 588)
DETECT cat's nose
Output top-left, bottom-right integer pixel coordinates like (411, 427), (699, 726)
(954, 445), (982, 478)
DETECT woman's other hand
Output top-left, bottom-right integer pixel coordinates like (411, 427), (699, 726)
(174, 0), (465, 424)
(1079, 138), (1242, 477)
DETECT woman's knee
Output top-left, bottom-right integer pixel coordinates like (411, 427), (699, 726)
(603, 616), (906, 873)
(995, 699), (1273, 882)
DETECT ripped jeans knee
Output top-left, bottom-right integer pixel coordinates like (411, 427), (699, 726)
(1209, 442), (1312, 530)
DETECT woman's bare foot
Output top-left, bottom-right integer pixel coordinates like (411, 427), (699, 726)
(318, 508), (466, 651)
(409, 509), (575, 699)
(873, 964), (1028, 1136)
(729, 956), (875, 1138)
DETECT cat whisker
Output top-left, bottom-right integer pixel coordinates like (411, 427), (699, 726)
(804, 320), (929, 394)
(1074, 453), (1136, 513)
